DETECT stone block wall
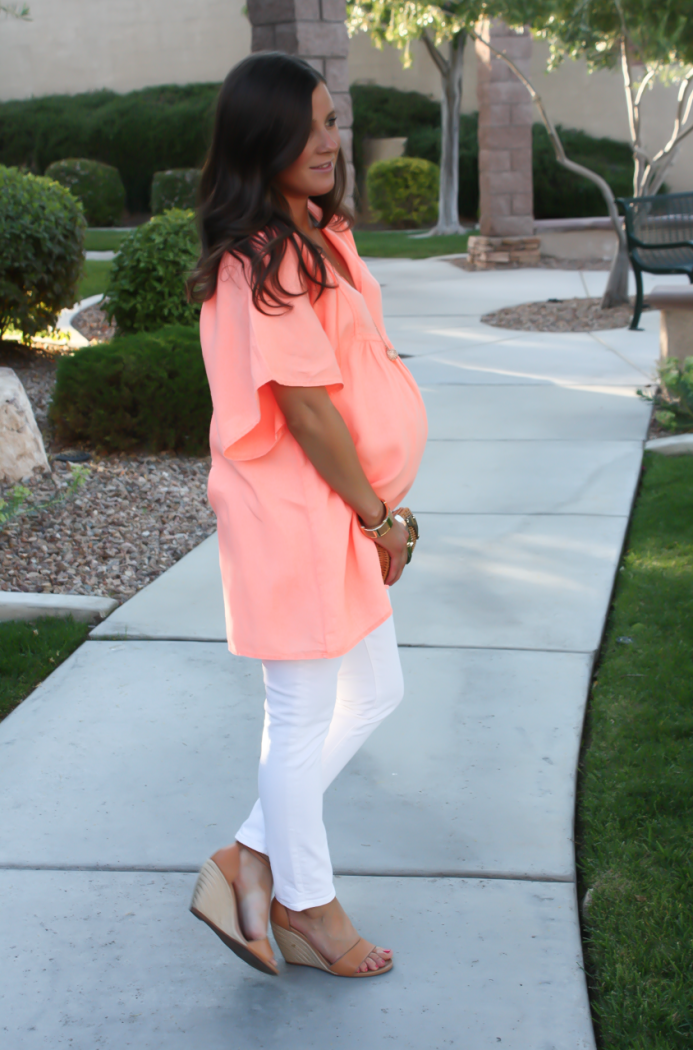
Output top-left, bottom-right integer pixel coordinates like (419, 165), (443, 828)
(469, 19), (539, 267)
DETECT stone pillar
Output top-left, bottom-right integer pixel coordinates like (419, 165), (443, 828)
(468, 19), (540, 269)
(247, 0), (354, 199)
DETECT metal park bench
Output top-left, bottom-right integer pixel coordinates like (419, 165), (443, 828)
(617, 191), (693, 330)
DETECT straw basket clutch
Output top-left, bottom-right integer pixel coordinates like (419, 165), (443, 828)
(376, 507), (419, 581)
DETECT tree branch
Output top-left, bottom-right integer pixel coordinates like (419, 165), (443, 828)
(633, 67), (655, 109)
(421, 30), (449, 79)
(620, 35), (639, 145)
(644, 70), (693, 178)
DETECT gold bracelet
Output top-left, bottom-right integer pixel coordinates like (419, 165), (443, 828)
(359, 502), (394, 539)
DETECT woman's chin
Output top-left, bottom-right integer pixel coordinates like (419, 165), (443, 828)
(306, 175), (335, 197)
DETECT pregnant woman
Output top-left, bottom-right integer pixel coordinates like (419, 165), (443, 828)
(188, 52), (427, 979)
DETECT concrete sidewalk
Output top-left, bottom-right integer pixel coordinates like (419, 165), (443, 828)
(1, 262), (679, 1048)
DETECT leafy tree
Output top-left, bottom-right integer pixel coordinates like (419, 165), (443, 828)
(471, 0), (693, 306)
(527, 0), (693, 198)
(350, 0), (691, 307)
(348, 1), (487, 233)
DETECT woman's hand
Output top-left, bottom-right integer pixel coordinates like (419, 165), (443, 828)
(376, 517), (410, 587)
(270, 382), (412, 585)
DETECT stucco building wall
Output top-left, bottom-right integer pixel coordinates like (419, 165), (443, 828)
(1, 1), (690, 192)
(0, 0), (251, 98)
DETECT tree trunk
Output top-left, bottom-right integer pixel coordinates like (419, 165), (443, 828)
(422, 31), (467, 235)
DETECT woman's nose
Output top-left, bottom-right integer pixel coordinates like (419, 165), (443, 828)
(319, 130), (339, 152)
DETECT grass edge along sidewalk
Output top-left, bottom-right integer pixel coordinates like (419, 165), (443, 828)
(0, 617), (89, 723)
(576, 453), (693, 1049)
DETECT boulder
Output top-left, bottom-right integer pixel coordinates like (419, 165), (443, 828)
(0, 367), (50, 484)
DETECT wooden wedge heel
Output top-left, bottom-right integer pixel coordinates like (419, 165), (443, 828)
(190, 848), (279, 976)
(270, 899), (393, 977)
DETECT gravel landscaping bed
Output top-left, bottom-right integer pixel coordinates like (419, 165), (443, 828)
(71, 303), (116, 343)
(0, 454), (215, 603)
(1, 338), (215, 604)
(482, 296), (638, 332)
(450, 256), (613, 273)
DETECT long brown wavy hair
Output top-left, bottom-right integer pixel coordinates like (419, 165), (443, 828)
(187, 52), (351, 313)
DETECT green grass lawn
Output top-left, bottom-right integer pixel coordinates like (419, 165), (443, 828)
(0, 616), (90, 722)
(353, 229), (471, 258)
(577, 452), (693, 1048)
(84, 228), (132, 252)
(78, 259), (113, 301)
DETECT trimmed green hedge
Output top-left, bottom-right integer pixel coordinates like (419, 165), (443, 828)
(0, 165), (85, 339)
(50, 325), (211, 454)
(352, 83), (639, 221)
(44, 157), (125, 226)
(105, 209), (200, 333)
(151, 168), (201, 215)
(367, 156), (439, 228)
(0, 84), (219, 212)
(0, 80), (642, 221)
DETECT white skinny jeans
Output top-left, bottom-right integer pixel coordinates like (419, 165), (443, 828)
(235, 614), (403, 911)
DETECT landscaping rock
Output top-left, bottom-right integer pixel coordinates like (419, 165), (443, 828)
(0, 368), (50, 484)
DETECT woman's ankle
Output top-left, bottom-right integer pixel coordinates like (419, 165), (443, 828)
(238, 842), (271, 868)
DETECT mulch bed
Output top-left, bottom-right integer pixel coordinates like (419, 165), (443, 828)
(482, 296), (639, 333)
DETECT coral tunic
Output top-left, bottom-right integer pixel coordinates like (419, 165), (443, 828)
(199, 222), (427, 660)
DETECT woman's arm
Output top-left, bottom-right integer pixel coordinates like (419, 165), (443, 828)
(270, 381), (409, 585)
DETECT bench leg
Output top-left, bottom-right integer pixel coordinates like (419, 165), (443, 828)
(630, 267), (643, 330)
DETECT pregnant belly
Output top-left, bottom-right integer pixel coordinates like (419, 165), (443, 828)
(334, 353), (428, 506)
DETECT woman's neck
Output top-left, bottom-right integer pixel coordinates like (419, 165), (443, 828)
(285, 195), (313, 235)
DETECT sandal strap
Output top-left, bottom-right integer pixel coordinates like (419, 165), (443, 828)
(330, 937), (376, 977)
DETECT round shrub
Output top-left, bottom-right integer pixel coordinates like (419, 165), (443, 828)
(44, 158), (125, 226)
(105, 209), (200, 333)
(366, 156), (439, 229)
(0, 165), (85, 340)
(49, 325), (211, 454)
(152, 168), (201, 215)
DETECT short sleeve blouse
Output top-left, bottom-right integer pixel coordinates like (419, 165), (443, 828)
(200, 223), (427, 660)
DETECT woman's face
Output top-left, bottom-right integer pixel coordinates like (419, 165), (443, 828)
(275, 81), (340, 200)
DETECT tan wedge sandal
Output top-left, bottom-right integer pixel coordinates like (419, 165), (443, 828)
(270, 899), (393, 977)
(190, 844), (279, 976)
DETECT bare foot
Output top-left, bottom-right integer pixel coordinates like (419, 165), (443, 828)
(287, 897), (391, 973)
(212, 843), (276, 964)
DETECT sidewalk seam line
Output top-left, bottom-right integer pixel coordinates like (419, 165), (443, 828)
(0, 864), (573, 883)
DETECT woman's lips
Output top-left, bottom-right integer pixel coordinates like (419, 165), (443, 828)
(311, 160), (334, 171)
